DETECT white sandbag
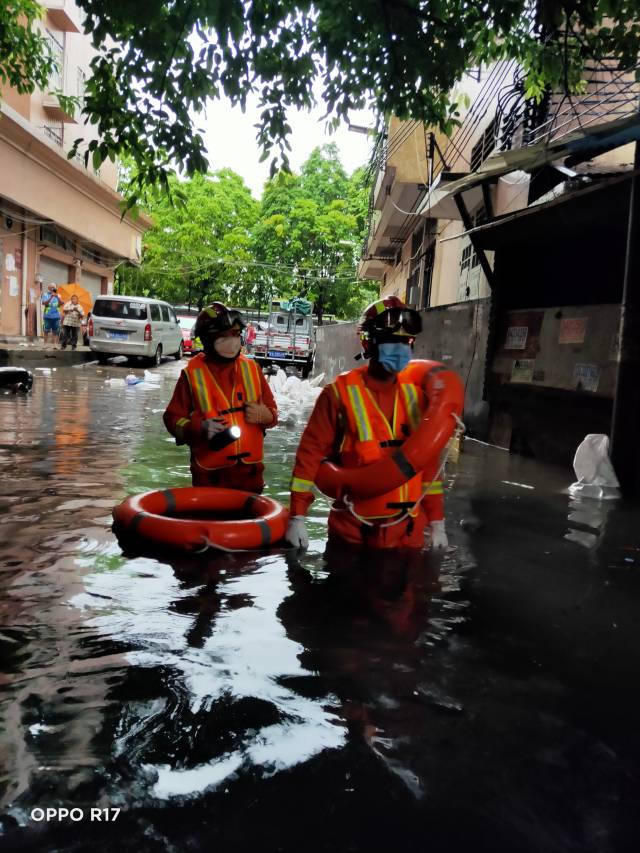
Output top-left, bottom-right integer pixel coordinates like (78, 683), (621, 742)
(568, 434), (620, 500)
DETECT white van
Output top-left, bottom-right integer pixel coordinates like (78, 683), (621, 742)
(89, 295), (183, 365)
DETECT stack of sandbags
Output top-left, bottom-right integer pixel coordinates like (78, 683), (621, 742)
(268, 369), (325, 427)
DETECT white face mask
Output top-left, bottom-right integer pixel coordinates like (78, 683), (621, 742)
(214, 336), (241, 358)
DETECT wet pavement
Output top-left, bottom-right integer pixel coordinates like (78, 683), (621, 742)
(0, 361), (639, 852)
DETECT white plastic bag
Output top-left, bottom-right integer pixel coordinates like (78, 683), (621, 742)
(568, 434), (620, 500)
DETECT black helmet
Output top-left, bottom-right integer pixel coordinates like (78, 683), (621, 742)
(193, 302), (246, 340)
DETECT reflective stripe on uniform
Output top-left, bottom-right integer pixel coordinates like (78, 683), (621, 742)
(239, 358), (259, 403)
(347, 385), (375, 442)
(423, 480), (443, 495)
(175, 416), (190, 441)
(400, 383), (421, 431)
(291, 476), (315, 493)
(191, 367), (213, 414)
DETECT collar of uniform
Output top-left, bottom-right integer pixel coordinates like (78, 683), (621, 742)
(364, 365), (399, 392)
(202, 354), (238, 375)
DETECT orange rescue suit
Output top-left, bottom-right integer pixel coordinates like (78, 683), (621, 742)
(164, 353), (278, 489)
(290, 361), (444, 549)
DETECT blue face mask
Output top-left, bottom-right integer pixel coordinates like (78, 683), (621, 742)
(377, 342), (411, 374)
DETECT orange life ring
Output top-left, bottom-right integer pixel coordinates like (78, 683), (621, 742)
(315, 364), (464, 501)
(112, 487), (289, 551)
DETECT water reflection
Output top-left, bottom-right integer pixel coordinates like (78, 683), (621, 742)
(73, 550), (346, 801)
(1, 368), (640, 852)
(565, 495), (615, 551)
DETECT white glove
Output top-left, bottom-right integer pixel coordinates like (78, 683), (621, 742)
(285, 516), (309, 549)
(428, 520), (448, 551)
(201, 417), (228, 440)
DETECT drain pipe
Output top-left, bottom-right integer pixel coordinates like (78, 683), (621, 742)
(20, 221), (28, 337)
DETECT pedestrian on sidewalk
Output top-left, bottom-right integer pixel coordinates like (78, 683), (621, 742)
(60, 294), (85, 350)
(285, 296), (461, 552)
(41, 284), (63, 349)
(163, 302), (278, 492)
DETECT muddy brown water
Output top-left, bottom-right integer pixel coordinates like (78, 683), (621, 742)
(1, 361), (639, 852)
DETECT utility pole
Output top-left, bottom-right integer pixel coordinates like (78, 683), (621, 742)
(317, 242), (325, 326)
(611, 140), (640, 497)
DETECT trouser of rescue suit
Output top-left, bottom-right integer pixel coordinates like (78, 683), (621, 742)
(327, 502), (428, 550)
(285, 540), (441, 641)
(190, 461), (265, 493)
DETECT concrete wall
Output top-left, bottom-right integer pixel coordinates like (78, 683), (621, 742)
(313, 322), (362, 381)
(313, 299), (491, 437)
(414, 300), (490, 436)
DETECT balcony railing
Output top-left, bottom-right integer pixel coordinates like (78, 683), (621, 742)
(43, 122), (63, 146)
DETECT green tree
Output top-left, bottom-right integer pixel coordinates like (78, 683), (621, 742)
(300, 143), (350, 208)
(118, 169), (258, 308)
(0, 1), (54, 95)
(252, 146), (374, 321)
(4, 1), (637, 196)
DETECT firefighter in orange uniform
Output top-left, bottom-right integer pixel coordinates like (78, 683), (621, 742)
(163, 303), (278, 492)
(285, 297), (451, 551)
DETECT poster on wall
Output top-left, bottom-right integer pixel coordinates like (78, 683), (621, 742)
(8, 276), (18, 297)
(511, 358), (535, 383)
(574, 363), (600, 393)
(505, 325), (528, 350)
(559, 317), (587, 344)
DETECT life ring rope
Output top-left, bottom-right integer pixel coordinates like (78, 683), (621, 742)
(342, 412), (466, 528)
(315, 363), (465, 504)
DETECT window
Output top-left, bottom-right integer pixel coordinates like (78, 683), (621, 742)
(411, 224), (424, 258)
(46, 30), (64, 91)
(93, 299), (149, 320)
(160, 304), (170, 322)
(150, 303), (161, 321)
(82, 247), (104, 265)
(40, 225), (74, 252)
(405, 267), (421, 307)
(471, 118), (497, 171)
(168, 307), (178, 323)
(422, 244), (435, 308)
(458, 205), (487, 300)
(276, 315), (286, 325)
(290, 316), (309, 332)
(77, 68), (86, 101)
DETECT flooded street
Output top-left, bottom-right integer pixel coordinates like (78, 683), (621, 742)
(1, 362), (639, 852)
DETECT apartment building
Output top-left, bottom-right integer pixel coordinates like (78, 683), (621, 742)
(359, 58), (640, 471)
(0, 0), (151, 337)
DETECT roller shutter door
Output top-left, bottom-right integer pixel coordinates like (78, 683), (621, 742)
(39, 257), (71, 288)
(81, 272), (104, 306)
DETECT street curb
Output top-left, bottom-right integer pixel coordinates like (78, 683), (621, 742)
(0, 347), (95, 368)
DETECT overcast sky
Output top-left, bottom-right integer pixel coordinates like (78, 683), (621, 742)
(201, 94), (376, 198)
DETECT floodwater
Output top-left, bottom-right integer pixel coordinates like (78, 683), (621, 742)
(1, 361), (639, 852)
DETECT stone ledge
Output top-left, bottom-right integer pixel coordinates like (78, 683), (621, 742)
(0, 347), (95, 367)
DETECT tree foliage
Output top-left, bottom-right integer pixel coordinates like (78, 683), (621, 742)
(117, 169), (259, 309)
(118, 146), (376, 320)
(252, 144), (376, 321)
(0, 1), (54, 94)
(3, 1), (638, 197)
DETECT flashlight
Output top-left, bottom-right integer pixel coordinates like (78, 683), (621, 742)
(209, 423), (241, 451)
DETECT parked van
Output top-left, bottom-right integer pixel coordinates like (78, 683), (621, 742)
(89, 296), (183, 365)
